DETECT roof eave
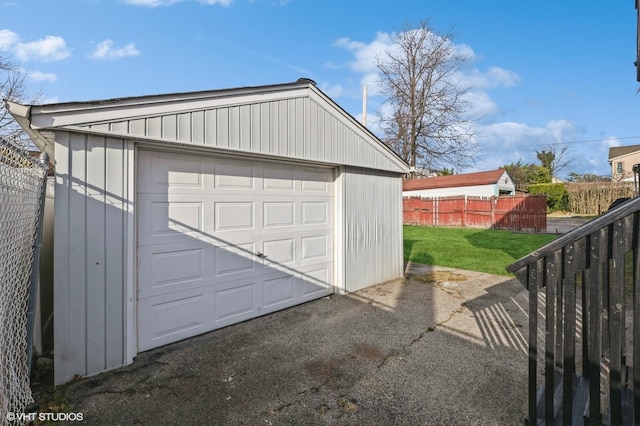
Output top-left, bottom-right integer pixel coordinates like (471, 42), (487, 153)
(4, 100), (55, 159)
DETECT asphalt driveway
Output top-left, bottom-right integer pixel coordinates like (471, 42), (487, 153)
(54, 264), (530, 425)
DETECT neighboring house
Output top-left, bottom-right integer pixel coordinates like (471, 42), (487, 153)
(6, 79), (409, 385)
(402, 168), (515, 198)
(608, 144), (640, 181)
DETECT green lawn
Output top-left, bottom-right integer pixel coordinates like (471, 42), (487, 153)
(404, 225), (557, 276)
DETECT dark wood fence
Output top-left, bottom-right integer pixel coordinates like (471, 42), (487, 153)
(507, 197), (640, 425)
(403, 195), (547, 232)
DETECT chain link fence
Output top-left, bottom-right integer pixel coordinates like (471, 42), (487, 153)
(0, 138), (49, 424)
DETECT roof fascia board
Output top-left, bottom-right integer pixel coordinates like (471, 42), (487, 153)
(4, 100), (55, 158)
(307, 85), (409, 173)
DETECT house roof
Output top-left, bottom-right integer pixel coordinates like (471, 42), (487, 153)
(5, 79), (409, 174)
(608, 144), (640, 160)
(403, 169), (510, 191)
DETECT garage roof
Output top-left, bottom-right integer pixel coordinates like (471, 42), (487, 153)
(5, 79), (409, 174)
(403, 169), (510, 191)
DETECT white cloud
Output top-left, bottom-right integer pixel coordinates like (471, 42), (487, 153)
(89, 39), (140, 60)
(0, 30), (70, 62)
(321, 83), (345, 99)
(461, 66), (521, 90)
(453, 42), (476, 61)
(463, 91), (500, 121)
(360, 72), (381, 95)
(15, 35), (71, 62)
(334, 32), (393, 74)
(30, 70), (57, 82)
(0, 29), (19, 50)
(604, 136), (620, 147)
(469, 120), (585, 171)
(480, 120), (579, 147)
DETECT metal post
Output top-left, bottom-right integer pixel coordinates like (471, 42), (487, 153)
(25, 151), (49, 377)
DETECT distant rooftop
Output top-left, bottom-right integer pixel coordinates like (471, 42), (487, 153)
(608, 144), (640, 160)
(403, 169), (508, 191)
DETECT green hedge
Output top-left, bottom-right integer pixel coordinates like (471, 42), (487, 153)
(529, 183), (569, 212)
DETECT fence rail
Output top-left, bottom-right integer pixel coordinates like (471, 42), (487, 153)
(0, 139), (49, 424)
(508, 196), (640, 425)
(403, 195), (547, 232)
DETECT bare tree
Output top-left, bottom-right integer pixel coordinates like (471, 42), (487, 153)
(535, 142), (579, 178)
(0, 55), (39, 148)
(377, 20), (478, 175)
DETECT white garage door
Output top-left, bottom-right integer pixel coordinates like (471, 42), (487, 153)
(136, 150), (334, 351)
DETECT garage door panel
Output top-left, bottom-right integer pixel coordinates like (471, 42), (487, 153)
(301, 201), (329, 226)
(263, 202), (295, 228)
(300, 168), (332, 193)
(137, 288), (211, 351)
(215, 159), (255, 190)
(152, 156), (204, 188)
(214, 243), (259, 278)
(301, 234), (331, 262)
(263, 164), (295, 191)
(213, 279), (260, 326)
(214, 201), (255, 231)
(137, 194), (206, 246)
(262, 274), (296, 311)
(138, 243), (214, 299)
(262, 238), (295, 265)
(138, 151), (212, 193)
(152, 201), (203, 235)
(300, 266), (332, 300)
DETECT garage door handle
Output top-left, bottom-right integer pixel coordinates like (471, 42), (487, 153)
(256, 252), (267, 258)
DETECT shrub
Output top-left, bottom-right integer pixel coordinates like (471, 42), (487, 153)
(565, 181), (635, 215)
(529, 183), (569, 212)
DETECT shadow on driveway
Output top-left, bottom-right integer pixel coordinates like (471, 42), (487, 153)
(54, 264), (530, 425)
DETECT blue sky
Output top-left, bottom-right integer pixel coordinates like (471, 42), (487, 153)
(1, 0), (638, 178)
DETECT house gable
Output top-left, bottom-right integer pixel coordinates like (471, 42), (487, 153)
(6, 80), (408, 174)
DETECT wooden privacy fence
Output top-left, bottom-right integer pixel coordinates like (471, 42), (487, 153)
(507, 196), (640, 425)
(403, 195), (547, 232)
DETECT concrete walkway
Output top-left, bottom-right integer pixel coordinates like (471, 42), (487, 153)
(54, 264), (530, 425)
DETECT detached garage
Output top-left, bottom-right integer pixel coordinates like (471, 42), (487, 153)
(6, 79), (408, 385)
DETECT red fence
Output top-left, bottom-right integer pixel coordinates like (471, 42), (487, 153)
(403, 195), (547, 232)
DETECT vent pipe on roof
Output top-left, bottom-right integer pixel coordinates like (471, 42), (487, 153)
(296, 77), (316, 86)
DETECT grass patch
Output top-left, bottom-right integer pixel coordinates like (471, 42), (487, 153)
(404, 225), (557, 276)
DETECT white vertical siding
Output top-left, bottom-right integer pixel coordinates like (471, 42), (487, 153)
(402, 184), (498, 198)
(343, 167), (404, 292)
(53, 131), (132, 385)
(85, 96), (406, 174)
